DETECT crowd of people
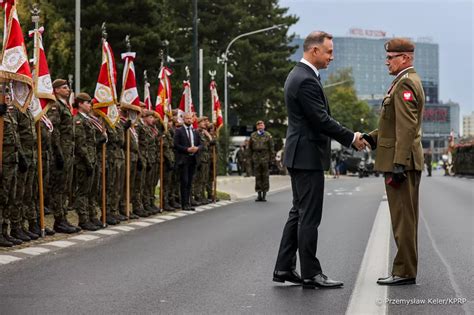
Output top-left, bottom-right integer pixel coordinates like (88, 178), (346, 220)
(0, 79), (219, 247)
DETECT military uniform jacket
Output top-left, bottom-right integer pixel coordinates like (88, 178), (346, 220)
(249, 131), (274, 163)
(47, 99), (74, 155)
(16, 108), (37, 163)
(369, 67), (425, 172)
(163, 129), (175, 166)
(2, 106), (20, 164)
(197, 129), (211, 164)
(73, 113), (97, 167)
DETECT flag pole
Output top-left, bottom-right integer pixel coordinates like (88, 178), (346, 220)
(101, 143), (107, 227)
(158, 50), (165, 210)
(126, 128), (131, 220)
(31, 5), (45, 237)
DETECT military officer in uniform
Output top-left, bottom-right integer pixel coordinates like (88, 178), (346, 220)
(365, 38), (425, 286)
(249, 120), (274, 201)
(47, 79), (79, 233)
(72, 93), (105, 231)
(193, 117), (213, 205)
(0, 94), (22, 246)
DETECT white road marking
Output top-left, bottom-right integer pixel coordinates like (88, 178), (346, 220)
(197, 206), (213, 210)
(346, 200), (391, 315)
(181, 211), (197, 215)
(111, 226), (136, 232)
(94, 230), (119, 235)
(43, 240), (76, 248)
(128, 221), (152, 227)
(167, 212), (187, 217)
(70, 234), (100, 241)
(0, 255), (22, 264)
(158, 215), (177, 220)
(14, 247), (51, 256)
(143, 218), (165, 223)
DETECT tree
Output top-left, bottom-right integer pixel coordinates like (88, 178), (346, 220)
(324, 68), (378, 133)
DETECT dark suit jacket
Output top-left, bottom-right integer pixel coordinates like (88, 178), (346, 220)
(173, 125), (202, 166)
(283, 62), (354, 170)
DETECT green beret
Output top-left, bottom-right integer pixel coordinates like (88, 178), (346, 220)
(75, 92), (91, 102)
(52, 79), (68, 89)
(384, 38), (415, 53)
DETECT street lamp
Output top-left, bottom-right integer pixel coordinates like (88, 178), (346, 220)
(221, 24), (286, 128)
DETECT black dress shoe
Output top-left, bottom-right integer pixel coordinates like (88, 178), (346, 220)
(377, 275), (416, 286)
(273, 270), (302, 284)
(303, 273), (344, 289)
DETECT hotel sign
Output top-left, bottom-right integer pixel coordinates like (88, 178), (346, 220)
(349, 28), (387, 38)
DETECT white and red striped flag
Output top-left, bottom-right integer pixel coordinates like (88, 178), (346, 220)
(92, 39), (119, 128)
(28, 26), (56, 121)
(143, 72), (152, 111)
(120, 51), (141, 116)
(178, 80), (197, 127)
(155, 66), (172, 127)
(0, 0), (33, 112)
(210, 80), (224, 136)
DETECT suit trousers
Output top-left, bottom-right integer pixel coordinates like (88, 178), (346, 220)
(385, 170), (421, 278)
(274, 168), (324, 279)
(179, 157), (197, 207)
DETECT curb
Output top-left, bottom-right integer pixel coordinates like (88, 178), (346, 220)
(0, 200), (235, 266)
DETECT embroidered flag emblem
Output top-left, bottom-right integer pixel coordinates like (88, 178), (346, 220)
(403, 91), (413, 101)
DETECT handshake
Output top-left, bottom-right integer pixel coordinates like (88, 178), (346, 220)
(352, 132), (376, 151)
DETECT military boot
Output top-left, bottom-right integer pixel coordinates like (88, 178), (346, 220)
(261, 192), (267, 202)
(90, 218), (105, 228)
(63, 219), (81, 233)
(255, 192), (263, 202)
(23, 227), (39, 240)
(0, 234), (13, 247)
(10, 225), (31, 242)
(29, 220), (42, 236)
(170, 201), (182, 209)
(44, 227), (55, 236)
(53, 218), (77, 234)
(2, 224), (22, 245)
(79, 221), (99, 231)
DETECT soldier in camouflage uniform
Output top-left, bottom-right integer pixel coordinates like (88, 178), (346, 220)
(243, 139), (253, 177)
(0, 95), (22, 246)
(170, 113), (182, 208)
(193, 117), (214, 205)
(162, 119), (176, 211)
(249, 120), (274, 202)
(47, 79), (79, 233)
(143, 112), (161, 214)
(206, 122), (218, 202)
(6, 105), (39, 241)
(72, 93), (105, 231)
(119, 110), (139, 219)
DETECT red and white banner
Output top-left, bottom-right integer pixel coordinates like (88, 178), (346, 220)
(143, 77), (152, 111)
(155, 66), (172, 126)
(28, 26), (56, 121)
(120, 51), (141, 115)
(178, 80), (196, 127)
(92, 39), (119, 127)
(0, 0), (33, 112)
(210, 80), (223, 135)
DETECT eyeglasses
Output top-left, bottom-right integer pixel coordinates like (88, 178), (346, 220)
(385, 54), (405, 60)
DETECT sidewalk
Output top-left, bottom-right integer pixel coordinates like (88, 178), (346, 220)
(217, 175), (291, 200)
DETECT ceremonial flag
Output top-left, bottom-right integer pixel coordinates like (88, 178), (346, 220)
(154, 66), (172, 126)
(210, 80), (223, 135)
(0, 0), (33, 112)
(120, 51), (141, 115)
(92, 39), (119, 128)
(28, 26), (56, 121)
(178, 80), (197, 127)
(143, 74), (152, 111)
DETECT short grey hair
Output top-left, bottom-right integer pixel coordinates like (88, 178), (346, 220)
(303, 31), (333, 52)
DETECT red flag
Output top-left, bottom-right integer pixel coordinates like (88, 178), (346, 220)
(120, 51), (141, 115)
(92, 39), (119, 128)
(0, 0), (33, 112)
(28, 26), (56, 121)
(210, 80), (223, 135)
(154, 66), (172, 126)
(178, 80), (197, 127)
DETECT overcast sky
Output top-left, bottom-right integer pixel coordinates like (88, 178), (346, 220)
(279, 0), (473, 118)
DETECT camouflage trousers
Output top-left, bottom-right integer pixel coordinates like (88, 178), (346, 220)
(120, 160), (137, 215)
(132, 160), (147, 211)
(0, 162), (17, 225)
(50, 145), (74, 220)
(9, 158), (36, 226)
(73, 164), (96, 224)
(171, 167), (181, 205)
(143, 161), (158, 208)
(106, 157), (124, 215)
(163, 163), (174, 206)
(193, 162), (210, 202)
(253, 159), (269, 192)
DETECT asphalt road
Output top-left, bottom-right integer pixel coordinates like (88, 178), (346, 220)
(0, 171), (472, 314)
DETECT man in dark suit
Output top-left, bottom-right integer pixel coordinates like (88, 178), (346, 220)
(273, 31), (366, 289)
(174, 112), (202, 210)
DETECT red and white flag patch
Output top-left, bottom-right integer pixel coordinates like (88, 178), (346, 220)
(403, 91), (413, 101)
